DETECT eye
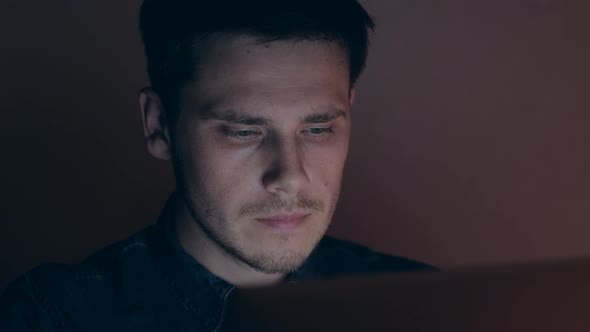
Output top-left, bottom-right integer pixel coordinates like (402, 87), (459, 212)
(222, 127), (263, 141)
(302, 126), (334, 138)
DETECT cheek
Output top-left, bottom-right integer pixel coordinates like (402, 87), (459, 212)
(305, 143), (348, 189)
(174, 132), (232, 197)
(194, 143), (260, 201)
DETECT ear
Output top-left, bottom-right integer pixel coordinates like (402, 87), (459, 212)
(349, 88), (356, 107)
(138, 87), (172, 160)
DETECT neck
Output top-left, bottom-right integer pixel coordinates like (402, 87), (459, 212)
(173, 195), (285, 288)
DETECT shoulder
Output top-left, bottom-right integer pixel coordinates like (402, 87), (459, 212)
(0, 270), (58, 331)
(25, 226), (155, 288)
(301, 236), (436, 278)
(0, 226), (159, 330)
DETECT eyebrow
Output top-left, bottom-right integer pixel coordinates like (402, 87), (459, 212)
(201, 109), (347, 125)
(201, 109), (270, 125)
(303, 110), (347, 123)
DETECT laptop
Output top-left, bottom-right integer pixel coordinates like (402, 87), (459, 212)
(221, 258), (590, 331)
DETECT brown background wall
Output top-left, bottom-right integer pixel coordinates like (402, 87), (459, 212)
(1, 0), (589, 288)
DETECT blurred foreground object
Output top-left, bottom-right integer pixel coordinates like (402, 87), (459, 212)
(223, 259), (590, 331)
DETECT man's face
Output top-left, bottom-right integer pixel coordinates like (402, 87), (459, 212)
(169, 35), (352, 273)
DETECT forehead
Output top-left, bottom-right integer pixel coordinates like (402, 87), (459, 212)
(178, 34), (351, 115)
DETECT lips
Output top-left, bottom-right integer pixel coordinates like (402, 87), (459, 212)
(255, 213), (310, 231)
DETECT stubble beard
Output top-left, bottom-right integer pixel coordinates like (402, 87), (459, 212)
(183, 192), (332, 274)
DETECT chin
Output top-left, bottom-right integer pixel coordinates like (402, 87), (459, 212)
(241, 234), (321, 274)
(246, 249), (309, 274)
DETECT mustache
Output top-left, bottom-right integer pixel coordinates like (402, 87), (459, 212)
(239, 195), (324, 216)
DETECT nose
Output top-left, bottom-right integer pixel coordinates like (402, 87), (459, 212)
(262, 135), (310, 197)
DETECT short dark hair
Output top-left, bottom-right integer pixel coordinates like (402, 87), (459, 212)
(139, 0), (375, 113)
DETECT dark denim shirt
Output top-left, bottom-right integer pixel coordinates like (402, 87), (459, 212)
(0, 195), (432, 331)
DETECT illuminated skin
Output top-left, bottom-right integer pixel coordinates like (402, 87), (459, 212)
(139, 35), (354, 287)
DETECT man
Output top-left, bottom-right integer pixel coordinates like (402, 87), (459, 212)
(1, 0), (432, 330)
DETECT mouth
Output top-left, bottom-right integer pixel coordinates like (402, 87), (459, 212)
(255, 213), (311, 231)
